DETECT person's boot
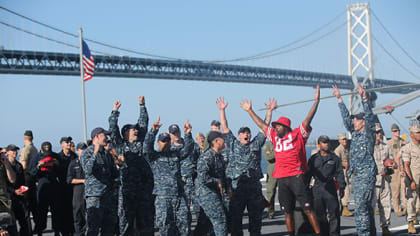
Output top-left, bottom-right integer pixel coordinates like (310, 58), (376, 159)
(382, 227), (392, 236)
(403, 207), (407, 216)
(414, 214), (419, 225)
(395, 210), (402, 217)
(374, 209), (379, 215)
(342, 206), (354, 216)
(408, 221), (417, 234)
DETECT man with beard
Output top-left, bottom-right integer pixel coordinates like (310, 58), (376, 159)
(108, 96), (153, 236)
(241, 85), (321, 236)
(217, 97), (275, 236)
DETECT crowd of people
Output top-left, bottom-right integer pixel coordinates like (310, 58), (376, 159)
(0, 85), (419, 236)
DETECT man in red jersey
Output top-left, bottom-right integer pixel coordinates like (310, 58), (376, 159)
(240, 85), (321, 236)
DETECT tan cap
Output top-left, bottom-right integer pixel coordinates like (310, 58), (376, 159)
(410, 125), (420, 133)
(375, 123), (383, 132)
(338, 133), (346, 140)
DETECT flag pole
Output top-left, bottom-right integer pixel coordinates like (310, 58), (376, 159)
(79, 27), (88, 143)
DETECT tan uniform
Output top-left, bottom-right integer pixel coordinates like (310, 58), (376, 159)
(263, 142), (277, 217)
(387, 138), (407, 213)
(373, 142), (392, 227)
(19, 143), (38, 172)
(402, 142), (420, 222)
(334, 144), (351, 207)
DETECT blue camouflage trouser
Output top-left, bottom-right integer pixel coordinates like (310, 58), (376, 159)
(182, 176), (196, 216)
(353, 175), (376, 236)
(230, 179), (265, 236)
(86, 193), (117, 236)
(155, 195), (190, 236)
(197, 189), (227, 236)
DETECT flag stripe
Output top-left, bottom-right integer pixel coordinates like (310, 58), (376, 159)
(82, 40), (94, 82)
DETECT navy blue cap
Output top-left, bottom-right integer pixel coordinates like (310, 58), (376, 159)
(350, 112), (365, 120)
(60, 136), (72, 143)
(207, 131), (224, 143)
(91, 127), (111, 139)
(211, 120), (221, 127)
(168, 124), (180, 134)
(121, 124), (139, 137)
(6, 144), (19, 151)
(24, 130), (33, 137)
(238, 126), (251, 134)
(41, 142), (52, 152)
(158, 133), (171, 142)
(318, 135), (330, 143)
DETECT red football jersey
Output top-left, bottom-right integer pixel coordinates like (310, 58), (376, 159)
(265, 123), (311, 178)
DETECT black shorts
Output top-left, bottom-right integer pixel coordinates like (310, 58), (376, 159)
(277, 174), (313, 213)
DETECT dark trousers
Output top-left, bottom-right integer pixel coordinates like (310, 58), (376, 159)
(24, 174), (38, 229)
(73, 196), (86, 236)
(313, 188), (340, 236)
(58, 184), (74, 235)
(36, 182), (59, 233)
(193, 208), (215, 236)
(11, 197), (32, 236)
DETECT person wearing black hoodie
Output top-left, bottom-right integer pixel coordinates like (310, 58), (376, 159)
(29, 142), (60, 236)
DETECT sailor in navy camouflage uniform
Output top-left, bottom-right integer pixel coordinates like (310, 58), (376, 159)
(108, 96), (154, 236)
(216, 96), (274, 236)
(168, 124), (201, 221)
(195, 131), (231, 236)
(333, 84), (377, 236)
(80, 127), (123, 236)
(143, 118), (194, 236)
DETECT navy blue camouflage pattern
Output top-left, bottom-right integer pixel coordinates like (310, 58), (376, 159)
(339, 99), (377, 236)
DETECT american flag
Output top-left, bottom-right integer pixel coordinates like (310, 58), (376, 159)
(82, 40), (94, 82)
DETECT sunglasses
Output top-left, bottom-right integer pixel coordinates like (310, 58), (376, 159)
(391, 130), (400, 132)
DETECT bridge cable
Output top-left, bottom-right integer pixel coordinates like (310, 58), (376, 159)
(0, 6), (346, 63)
(371, 10), (420, 70)
(372, 35), (420, 81)
(207, 10), (346, 63)
(0, 6), (183, 60)
(218, 21), (347, 62)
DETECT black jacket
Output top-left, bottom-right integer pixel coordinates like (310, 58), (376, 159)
(306, 151), (346, 195)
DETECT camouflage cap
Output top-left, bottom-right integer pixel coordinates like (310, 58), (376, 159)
(410, 125), (420, 133)
(338, 132), (346, 140)
(375, 123), (383, 132)
(391, 123), (400, 131)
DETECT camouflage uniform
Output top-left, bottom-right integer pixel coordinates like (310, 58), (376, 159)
(373, 141), (392, 228)
(402, 142), (420, 222)
(334, 144), (351, 208)
(196, 148), (229, 236)
(171, 139), (201, 220)
(80, 145), (119, 236)
(143, 129), (194, 236)
(224, 131), (265, 236)
(263, 142), (277, 218)
(338, 100), (377, 236)
(108, 105), (154, 236)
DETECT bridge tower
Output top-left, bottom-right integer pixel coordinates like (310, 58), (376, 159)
(347, 2), (374, 114)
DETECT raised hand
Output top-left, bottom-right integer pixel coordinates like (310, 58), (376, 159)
(240, 99), (252, 112)
(113, 101), (121, 111)
(332, 85), (341, 99)
(358, 84), (367, 99)
(152, 117), (162, 131)
(138, 96), (145, 105)
(315, 84), (320, 101)
(216, 97), (228, 110)
(264, 98), (277, 111)
(184, 119), (192, 134)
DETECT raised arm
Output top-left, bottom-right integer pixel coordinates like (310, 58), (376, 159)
(263, 98), (277, 132)
(109, 101), (123, 145)
(240, 99), (267, 132)
(333, 85), (354, 132)
(216, 97), (230, 134)
(178, 119), (194, 159)
(358, 84), (375, 132)
(137, 95), (149, 141)
(302, 85), (320, 131)
(143, 117), (162, 155)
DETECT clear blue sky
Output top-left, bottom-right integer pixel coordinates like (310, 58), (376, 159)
(1, 0), (419, 151)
